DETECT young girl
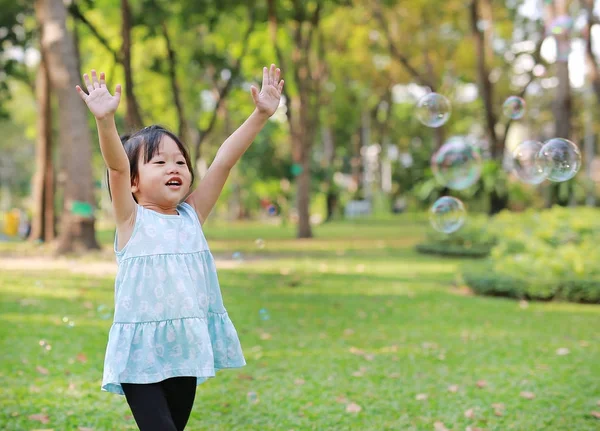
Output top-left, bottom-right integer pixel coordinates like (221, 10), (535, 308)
(76, 65), (284, 431)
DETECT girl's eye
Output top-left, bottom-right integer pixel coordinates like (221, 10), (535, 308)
(177, 161), (186, 165)
(154, 161), (165, 164)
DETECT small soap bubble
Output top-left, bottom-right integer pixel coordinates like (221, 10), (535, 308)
(538, 138), (581, 182)
(96, 305), (112, 320)
(416, 93), (451, 128)
(232, 251), (244, 261)
(255, 239), (265, 249)
(511, 140), (548, 184)
(549, 15), (573, 36)
(259, 308), (270, 321)
(62, 316), (69, 323)
(502, 96), (526, 120)
(247, 391), (259, 404)
(431, 137), (482, 190)
(429, 196), (466, 234)
(68, 321), (75, 328)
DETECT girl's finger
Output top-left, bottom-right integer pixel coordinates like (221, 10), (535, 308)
(278, 79), (284, 93)
(269, 64), (275, 85)
(274, 67), (281, 84)
(75, 85), (87, 101)
(100, 72), (106, 88)
(91, 70), (100, 89)
(83, 73), (94, 93)
(250, 85), (259, 104)
(262, 67), (268, 89)
(114, 84), (122, 98)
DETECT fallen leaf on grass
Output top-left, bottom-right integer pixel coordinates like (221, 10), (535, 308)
(30, 385), (41, 393)
(349, 346), (365, 356)
(448, 385), (459, 393)
(343, 328), (354, 336)
(387, 372), (401, 379)
(259, 332), (272, 340)
(464, 408), (475, 419)
(36, 365), (49, 375)
(336, 395), (349, 404)
(590, 411), (600, 419)
(345, 402), (361, 413)
(520, 391), (535, 399)
(29, 413), (50, 424)
(476, 380), (487, 388)
(237, 373), (254, 380)
(433, 421), (449, 431)
(416, 393), (428, 401)
(466, 427), (484, 431)
(76, 353), (87, 363)
(519, 300), (529, 309)
(491, 403), (505, 410)
(556, 347), (570, 356)
(294, 378), (305, 385)
(579, 340), (590, 347)
(494, 409), (503, 417)
(79, 427), (94, 431)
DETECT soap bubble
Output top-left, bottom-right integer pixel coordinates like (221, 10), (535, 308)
(503, 96), (526, 120)
(259, 308), (270, 321)
(97, 305), (112, 320)
(511, 140), (549, 184)
(431, 137), (482, 190)
(267, 204), (278, 216)
(247, 391), (259, 404)
(538, 138), (581, 182)
(416, 93), (451, 128)
(255, 239), (265, 249)
(429, 196), (466, 234)
(232, 251), (244, 261)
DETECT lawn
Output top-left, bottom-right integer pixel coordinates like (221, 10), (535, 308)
(1, 216), (599, 430)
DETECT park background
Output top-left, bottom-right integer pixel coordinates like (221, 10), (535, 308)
(1, 0), (600, 430)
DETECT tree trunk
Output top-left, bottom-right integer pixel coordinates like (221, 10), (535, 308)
(29, 47), (55, 243)
(35, 0), (100, 254)
(545, 0), (573, 207)
(121, 0), (144, 130)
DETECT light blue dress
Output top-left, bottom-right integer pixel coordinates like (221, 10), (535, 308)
(101, 202), (246, 395)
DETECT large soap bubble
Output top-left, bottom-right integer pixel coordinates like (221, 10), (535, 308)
(511, 140), (549, 185)
(429, 196), (466, 234)
(538, 138), (581, 182)
(416, 93), (451, 128)
(431, 137), (482, 190)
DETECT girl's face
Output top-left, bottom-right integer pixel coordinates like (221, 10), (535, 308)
(132, 135), (192, 209)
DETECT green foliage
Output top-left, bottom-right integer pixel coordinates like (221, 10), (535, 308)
(463, 207), (600, 303)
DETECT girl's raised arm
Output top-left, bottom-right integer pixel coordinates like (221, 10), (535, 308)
(186, 64), (284, 224)
(76, 70), (136, 226)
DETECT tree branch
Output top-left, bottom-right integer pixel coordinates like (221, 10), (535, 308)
(68, 3), (121, 64)
(193, 5), (257, 162)
(372, 0), (433, 89)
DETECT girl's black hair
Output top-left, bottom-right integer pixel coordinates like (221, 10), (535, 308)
(106, 125), (195, 202)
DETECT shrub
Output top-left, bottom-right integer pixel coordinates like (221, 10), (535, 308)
(462, 207), (600, 304)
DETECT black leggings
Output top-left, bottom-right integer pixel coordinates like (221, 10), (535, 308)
(122, 376), (197, 431)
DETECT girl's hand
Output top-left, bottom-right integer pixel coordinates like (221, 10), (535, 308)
(251, 64), (284, 117)
(76, 70), (122, 120)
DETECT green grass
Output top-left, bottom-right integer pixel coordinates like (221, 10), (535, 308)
(1, 217), (599, 430)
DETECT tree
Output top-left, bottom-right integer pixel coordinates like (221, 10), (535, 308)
(268, 0), (331, 238)
(29, 42), (55, 243)
(34, 0), (100, 253)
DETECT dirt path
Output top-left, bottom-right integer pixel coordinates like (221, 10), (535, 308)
(0, 256), (241, 276)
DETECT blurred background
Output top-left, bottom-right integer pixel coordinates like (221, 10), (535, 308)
(1, 0), (600, 430)
(0, 0), (599, 248)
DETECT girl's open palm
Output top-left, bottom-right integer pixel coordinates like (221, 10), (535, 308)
(76, 70), (122, 119)
(251, 64), (284, 117)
